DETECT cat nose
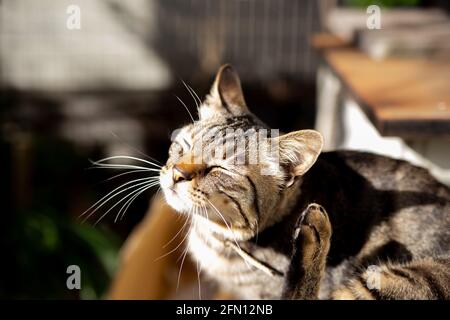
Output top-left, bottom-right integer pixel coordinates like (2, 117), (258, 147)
(172, 164), (194, 183)
(172, 163), (206, 183)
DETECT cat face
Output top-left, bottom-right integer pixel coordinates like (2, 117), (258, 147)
(160, 65), (323, 240)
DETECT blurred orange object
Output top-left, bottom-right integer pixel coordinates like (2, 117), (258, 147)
(108, 194), (198, 300)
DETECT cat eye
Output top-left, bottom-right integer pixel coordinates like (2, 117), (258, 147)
(204, 166), (214, 175)
(204, 165), (228, 176)
(182, 138), (191, 149)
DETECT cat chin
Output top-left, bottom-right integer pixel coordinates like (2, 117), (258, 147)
(162, 188), (190, 213)
(162, 187), (256, 241)
(192, 215), (256, 241)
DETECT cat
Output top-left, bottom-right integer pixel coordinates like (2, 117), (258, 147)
(159, 64), (450, 299)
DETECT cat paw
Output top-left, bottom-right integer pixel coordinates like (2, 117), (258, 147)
(282, 204), (332, 299)
(293, 203), (332, 264)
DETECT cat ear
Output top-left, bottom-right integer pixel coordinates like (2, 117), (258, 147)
(200, 64), (249, 119)
(276, 130), (323, 178)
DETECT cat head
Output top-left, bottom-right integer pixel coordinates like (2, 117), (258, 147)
(160, 65), (323, 240)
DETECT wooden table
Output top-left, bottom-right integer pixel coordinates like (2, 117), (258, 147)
(313, 33), (450, 138)
(312, 33), (450, 186)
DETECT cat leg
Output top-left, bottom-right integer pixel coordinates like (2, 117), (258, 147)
(281, 203), (332, 300)
(332, 255), (450, 300)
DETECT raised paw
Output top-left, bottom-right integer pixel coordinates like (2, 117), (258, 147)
(293, 203), (332, 266)
(282, 203), (332, 299)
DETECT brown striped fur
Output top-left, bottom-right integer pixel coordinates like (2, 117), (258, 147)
(159, 65), (450, 300)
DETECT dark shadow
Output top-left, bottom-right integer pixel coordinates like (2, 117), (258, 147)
(359, 240), (414, 266)
(252, 151), (449, 267)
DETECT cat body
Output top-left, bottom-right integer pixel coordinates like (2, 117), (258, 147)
(160, 65), (450, 299)
(188, 151), (450, 299)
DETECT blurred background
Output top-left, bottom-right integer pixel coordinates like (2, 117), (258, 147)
(1, 0), (449, 299)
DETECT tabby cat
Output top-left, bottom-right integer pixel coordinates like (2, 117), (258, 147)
(159, 65), (450, 299)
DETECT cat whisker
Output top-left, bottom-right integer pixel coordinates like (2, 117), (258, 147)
(155, 214), (192, 262)
(193, 205), (202, 300)
(176, 208), (195, 292)
(206, 199), (253, 271)
(114, 183), (152, 222)
(180, 81), (198, 111)
(99, 169), (158, 184)
(90, 162), (161, 172)
(162, 214), (191, 249)
(201, 203), (213, 235)
(205, 199), (232, 233)
(201, 203), (210, 225)
(83, 184), (152, 225)
(174, 95), (195, 124)
(205, 200), (241, 244)
(94, 155), (162, 168)
(93, 181), (160, 226)
(181, 79), (202, 114)
(80, 177), (155, 219)
(116, 182), (156, 222)
(176, 238), (191, 293)
(108, 131), (163, 166)
(189, 86), (202, 110)
(196, 256), (202, 300)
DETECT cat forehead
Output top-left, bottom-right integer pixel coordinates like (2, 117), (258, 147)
(177, 115), (263, 141)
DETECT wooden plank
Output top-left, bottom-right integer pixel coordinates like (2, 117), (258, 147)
(313, 34), (450, 138)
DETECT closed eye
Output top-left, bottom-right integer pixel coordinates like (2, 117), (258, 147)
(182, 138), (191, 149)
(205, 165), (229, 175)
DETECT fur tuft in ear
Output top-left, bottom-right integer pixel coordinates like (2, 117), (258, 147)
(276, 130), (323, 177)
(201, 64), (248, 119)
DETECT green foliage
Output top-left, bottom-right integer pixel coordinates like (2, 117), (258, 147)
(345, 0), (420, 7)
(0, 136), (121, 299)
(1, 209), (120, 299)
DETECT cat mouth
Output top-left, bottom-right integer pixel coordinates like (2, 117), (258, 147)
(194, 213), (227, 228)
(163, 189), (256, 240)
(163, 185), (239, 231)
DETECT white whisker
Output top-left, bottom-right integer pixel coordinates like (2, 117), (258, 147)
(206, 199), (252, 271)
(114, 183), (152, 223)
(177, 213), (194, 292)
(155, 216), (192, 262)
(108, 131), (163, 166)
(182, 82), (198, 110)
(192, 206), (202, 300)
(93, 181), (160, 225)
(162, 215), (190, 249)
(205, 200), (237, 242)
(181, 79), (202, 110)
(116, 182), (156, 222)
(176, 240), (190, 292)
(80, 177), (154, 219)
(100, 169), (158, 183)
(175, 95), (195, 124)
(91, 162), (161, 172)
(94, 155), (162, 168)
(188, 85), (202, 108)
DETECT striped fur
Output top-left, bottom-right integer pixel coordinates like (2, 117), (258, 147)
(160, 65), (450, 299)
